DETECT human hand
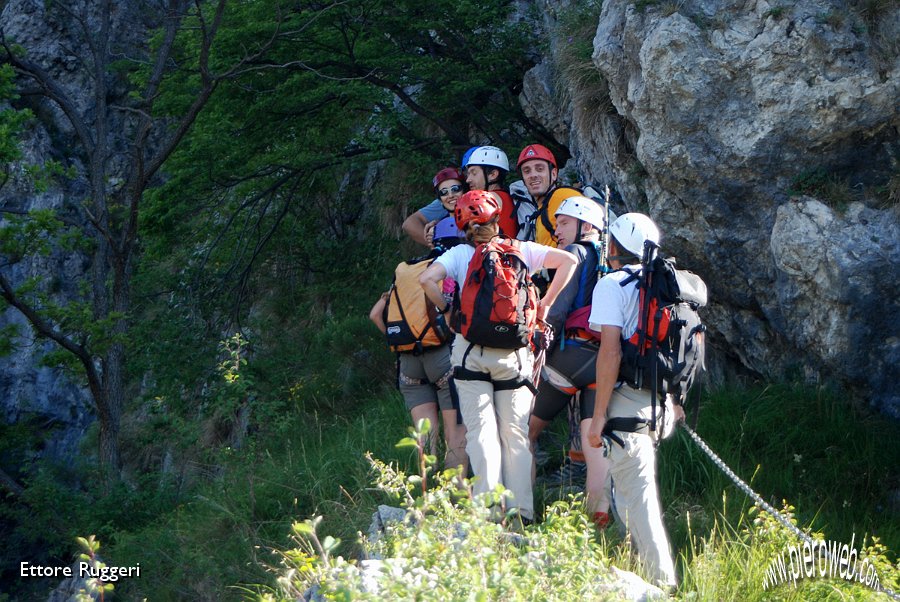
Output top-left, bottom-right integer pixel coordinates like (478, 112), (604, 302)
(536, 301), (549, 323)
(587, 416), (606, 448)
(424, 220), (437, 247)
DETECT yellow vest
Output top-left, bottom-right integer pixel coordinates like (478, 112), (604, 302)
(534, 187), (585, 247)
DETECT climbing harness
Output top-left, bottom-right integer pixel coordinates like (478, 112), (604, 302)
(680, 421), (900, 601)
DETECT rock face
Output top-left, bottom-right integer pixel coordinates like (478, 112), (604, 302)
(524, 0), (900, 416)
(0, 120), (94, 462)
(0, 0), (147, 461)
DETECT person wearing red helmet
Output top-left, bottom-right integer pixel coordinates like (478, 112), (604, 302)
(419, 190), (577, 527)
(511, 144), (587, 247)
(402, 167), (467, 247)
(509, 144), (559, 241)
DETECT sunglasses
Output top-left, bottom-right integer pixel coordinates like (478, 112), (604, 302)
(438, 184), (463, 197)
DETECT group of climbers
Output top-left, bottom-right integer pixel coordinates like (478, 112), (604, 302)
(369, 143), (682, 589)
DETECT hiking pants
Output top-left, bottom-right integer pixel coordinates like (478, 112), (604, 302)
(605, 385), (677, 588)
(451, 336), (535, 520)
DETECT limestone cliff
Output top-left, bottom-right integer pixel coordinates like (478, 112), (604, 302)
(523, 0), (900, 416)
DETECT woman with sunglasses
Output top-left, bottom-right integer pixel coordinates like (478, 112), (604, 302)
(402, 167), (467, 247)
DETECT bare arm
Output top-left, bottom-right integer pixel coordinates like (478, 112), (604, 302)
(419, 261), (449, 310)
(369, 293), (389, 334)
(587, 324), (622, 448)
(402, 211), (435, 247)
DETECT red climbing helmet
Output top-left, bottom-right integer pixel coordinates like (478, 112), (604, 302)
(433, 167), (464, 191)
(516, 144), (557, 170)
(455, 190), (501, 230)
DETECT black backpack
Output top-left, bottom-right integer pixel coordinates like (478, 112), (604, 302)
(618, 241), (707, 432)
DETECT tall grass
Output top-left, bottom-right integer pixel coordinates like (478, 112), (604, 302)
(268, 382), (899, 600)
(47, 369), (898, 600)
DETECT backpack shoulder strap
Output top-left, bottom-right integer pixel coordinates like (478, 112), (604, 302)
(617, 265), (642, 288)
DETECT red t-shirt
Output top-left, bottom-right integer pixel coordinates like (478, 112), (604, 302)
(494, 191), (519, 240)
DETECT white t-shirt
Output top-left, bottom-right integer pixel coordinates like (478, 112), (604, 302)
(435, 240), (550, 285)
(588, 267), (642, 338)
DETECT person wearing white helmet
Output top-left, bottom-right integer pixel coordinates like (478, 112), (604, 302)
(585, 212), (681, 590)
(464, 146), (519, 238)
(529, 196), (612, 529)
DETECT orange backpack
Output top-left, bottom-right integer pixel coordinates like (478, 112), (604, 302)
(383, 258), (453, 354)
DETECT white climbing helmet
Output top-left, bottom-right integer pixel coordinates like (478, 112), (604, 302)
(467, 146), (509, 172)
(555, 196), (606, 231)
(609, 212), (660, 256)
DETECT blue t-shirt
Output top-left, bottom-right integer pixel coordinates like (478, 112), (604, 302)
(419, 199), (449, 223)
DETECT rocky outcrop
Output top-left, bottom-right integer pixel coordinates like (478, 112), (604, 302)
(0, 0), (147, 461)
(524, 0), (900, 415)
(0, 124), (93, 461)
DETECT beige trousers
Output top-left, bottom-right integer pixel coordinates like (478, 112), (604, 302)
(451, 336), (535, 520)
(606, 385), (677, 588)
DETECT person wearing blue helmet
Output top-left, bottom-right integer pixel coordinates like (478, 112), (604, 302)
(460, 145), (480, 170)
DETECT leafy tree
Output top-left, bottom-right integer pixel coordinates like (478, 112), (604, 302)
(140, 0), (539, 326)
(0, 0), (292, 484)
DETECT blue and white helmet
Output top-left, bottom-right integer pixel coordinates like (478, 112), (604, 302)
(467, 146), (509, 172)
(460, 146), (480, 169)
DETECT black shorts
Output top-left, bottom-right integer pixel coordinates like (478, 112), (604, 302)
(532, 339), (599, 422)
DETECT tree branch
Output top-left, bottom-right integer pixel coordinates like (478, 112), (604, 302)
(0, 35), (96, 155)
(0, 271), (103, 405)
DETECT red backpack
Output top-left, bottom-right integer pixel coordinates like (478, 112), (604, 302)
(453, 238), (539, 349)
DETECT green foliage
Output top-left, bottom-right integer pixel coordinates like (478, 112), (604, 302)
(272, 447), (618, 601)
(787, 167), (854, 209)
(137, 0), (536, 334)
(0, 63), (30, 172)
(764, 6), (789, 19)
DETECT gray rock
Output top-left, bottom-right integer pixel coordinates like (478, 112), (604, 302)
(522, 0), (900, 415)
(605, 566), (668, 601)
(364, 504), (409, 559)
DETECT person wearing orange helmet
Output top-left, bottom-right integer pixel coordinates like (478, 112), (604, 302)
(402, 167), (467, 247)
(418, 190), (577, 527)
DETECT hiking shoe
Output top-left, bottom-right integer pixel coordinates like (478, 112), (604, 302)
(592, 511), (612, 530)
(538, 458), (587, 490)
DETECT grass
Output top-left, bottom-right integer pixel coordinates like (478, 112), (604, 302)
(788, 167), (855, 210)
(266, 383), (899, 601)
(19, 348), (897, 600)
(550, 0), (615, 133)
